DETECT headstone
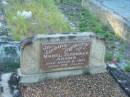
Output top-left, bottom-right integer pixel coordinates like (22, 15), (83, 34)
(40, 41), (91, 71)
(19, 32), (106, 83)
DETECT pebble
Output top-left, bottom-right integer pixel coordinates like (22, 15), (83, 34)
(20, 73), (128, 97)
(108, 64), (117, 69)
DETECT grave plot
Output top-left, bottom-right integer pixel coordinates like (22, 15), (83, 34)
(0, 0), (130, 97)
(19, 32), (106, 83)
(18, 32), (128, 97)
(20, 73), (128, 97)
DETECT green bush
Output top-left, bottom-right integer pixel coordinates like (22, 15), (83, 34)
(5, 0), (72, 40)
(79, 9), (114, 40)
(125, 65), (130, 72)
(105, 52), (113, 61)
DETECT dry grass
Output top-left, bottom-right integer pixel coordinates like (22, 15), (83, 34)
(5, 0), (72, 40)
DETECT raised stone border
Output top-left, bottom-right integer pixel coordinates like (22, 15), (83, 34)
(19, 32), (106, 83)
(107, 65), (130, 97)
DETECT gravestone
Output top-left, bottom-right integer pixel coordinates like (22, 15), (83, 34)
(19, 32), (106, 83)
(40, 41), (91, 71)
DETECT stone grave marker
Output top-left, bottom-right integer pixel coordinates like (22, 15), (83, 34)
(40, 41), (91, 71)
(19, 32), (106, 83)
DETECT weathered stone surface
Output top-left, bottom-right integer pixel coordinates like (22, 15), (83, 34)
(40, 41), (91, 71)
(20, 40), (41, 74)
(89, 38), (106, 74)
(19, 32), (106, 83)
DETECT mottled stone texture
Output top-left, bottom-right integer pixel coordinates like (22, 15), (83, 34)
(19, 32), (106, 83)
(89, 38), (106, 74)
(20, 40), (41, 75)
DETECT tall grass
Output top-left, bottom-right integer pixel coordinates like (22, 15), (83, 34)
(5, 0), (72, 40)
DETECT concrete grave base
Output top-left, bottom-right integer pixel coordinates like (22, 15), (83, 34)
(19, 68), (107, 84)
(89, 65), (107, 74)
(19, 32), (106, 84)
(18, 69), (89, 83)
(19, 67), (106, 84)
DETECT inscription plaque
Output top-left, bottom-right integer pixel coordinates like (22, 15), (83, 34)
(40, 41), (91, 71)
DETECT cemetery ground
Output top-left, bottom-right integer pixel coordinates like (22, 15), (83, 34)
(20, 73), (127, 97)
(0, 0), (130, 97)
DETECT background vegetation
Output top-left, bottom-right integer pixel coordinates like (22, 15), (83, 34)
(5, 0), (72, 40)
(125, 65), (130, 72)
(56, 0), (129, 68)
(3, 0), (129, 72)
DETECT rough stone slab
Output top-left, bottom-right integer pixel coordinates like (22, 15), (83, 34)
(82, 0), (130, 41)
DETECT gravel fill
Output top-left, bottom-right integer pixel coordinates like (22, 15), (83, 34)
(20, 73), (128, 97)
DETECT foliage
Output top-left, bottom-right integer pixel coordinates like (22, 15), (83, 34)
(125, 65), (130, 72)
(105, 52), (113, 61)
(56, 0), (81, 5)
(5, 0), (72, 40)
(0, 62), (19, 73)
(79, 9), (114, 40)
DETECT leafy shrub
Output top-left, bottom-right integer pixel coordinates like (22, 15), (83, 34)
(105, 52), (113, 61)
(79, 9), (114, 40)
(125, 65), (130, 72)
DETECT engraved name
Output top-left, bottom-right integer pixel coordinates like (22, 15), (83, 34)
(41, 41), (91, 70)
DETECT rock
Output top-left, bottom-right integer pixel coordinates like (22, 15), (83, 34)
(17, 10), (32, 19)
(108, 63), (117, 69)
(0, 42), (20, 72)
(8, 72), (20, 87)
(13, 89), (22, 97)
(1, 72), (22, 97)
(2, 1), (8, 5)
